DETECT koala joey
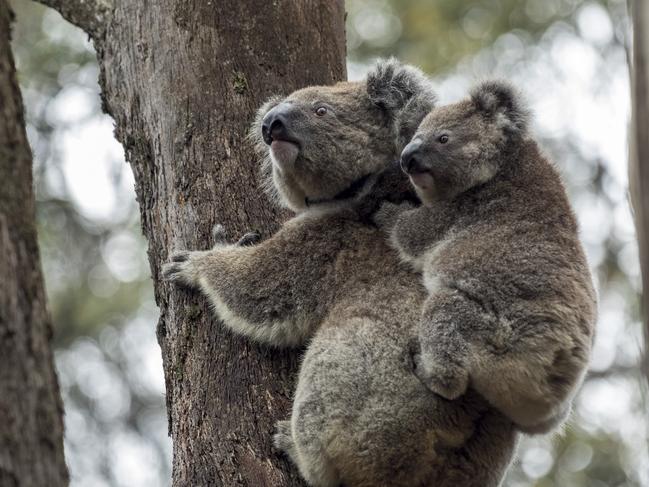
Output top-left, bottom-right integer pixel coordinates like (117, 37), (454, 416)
(376, 81), (597, 435)
(163, 62), (519, 487)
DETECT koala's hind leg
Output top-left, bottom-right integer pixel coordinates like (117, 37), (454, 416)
(273, 420), (299, 466)
(274, 419), (341, 487)
(281, 406), (342, 487)
(471, 336), (587, 434)
(438, 407), (519, 487)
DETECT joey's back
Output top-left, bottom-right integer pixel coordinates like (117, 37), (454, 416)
(436, 140), (595, 318)
(396, 80), (596, 323)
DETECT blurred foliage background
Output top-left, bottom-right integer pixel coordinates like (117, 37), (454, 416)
(9, 0), (645, 485)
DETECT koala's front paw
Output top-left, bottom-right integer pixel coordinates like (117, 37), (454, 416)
(161, 250), (206, 288)
(373, 201), (413, 231)
(408, 338), (469, 400)
(212, 223), (261, 249)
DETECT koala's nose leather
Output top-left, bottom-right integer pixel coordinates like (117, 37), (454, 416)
(261, 104), (292, 145)
(400, 140), (423, 173)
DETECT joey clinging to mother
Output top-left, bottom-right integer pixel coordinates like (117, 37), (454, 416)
(162, 63), (521, 487)
(376, 80), (597, 435)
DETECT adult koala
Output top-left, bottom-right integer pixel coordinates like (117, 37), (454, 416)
(163, 60), (519, 487)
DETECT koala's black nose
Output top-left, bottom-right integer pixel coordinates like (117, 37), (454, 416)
(400, 139), (424, 173)
(261, 103), (292, 145)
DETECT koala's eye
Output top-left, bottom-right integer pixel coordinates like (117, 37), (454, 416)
(438, 134), (449, 144)
(315, 106), (328, 116)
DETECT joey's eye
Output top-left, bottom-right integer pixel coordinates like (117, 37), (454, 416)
(438, 134), (449, 144)
(315, 106), (328, 116)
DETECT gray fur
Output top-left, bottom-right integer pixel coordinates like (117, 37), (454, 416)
(251, 59), (436, 212)
(376, 81), (597, 434)
(163, 65), (519, 486)
(470, 80), (529, 135)
(366, 58), (438, 150)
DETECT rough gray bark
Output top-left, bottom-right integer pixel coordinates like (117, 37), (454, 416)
(33, 0), (347, 484)
(0, 1), (69, 486)
(36, 0), (111, 39)
(629, 0), (649, 380)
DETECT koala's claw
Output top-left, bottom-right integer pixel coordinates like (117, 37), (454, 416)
(170, 250), (191, 262)
(162, 262), (185, 281)
(212, 223), (261, 248)
(212, 224), (229, 244)
(162, 250), (204, 288)
(236, 231), (261, 247)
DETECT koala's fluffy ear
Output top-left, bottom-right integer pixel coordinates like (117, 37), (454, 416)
(470, 80), (529, 135)
(366, 58), (437, 150)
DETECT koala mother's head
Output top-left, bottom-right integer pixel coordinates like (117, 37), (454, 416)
(400, 80), (530, 205)
(251, 59), (436, 212)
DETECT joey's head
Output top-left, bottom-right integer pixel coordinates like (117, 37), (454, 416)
(251, 59), (436, 211)
(400, 80), (529, 205)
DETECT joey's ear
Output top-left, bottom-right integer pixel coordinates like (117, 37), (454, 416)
(470, 80), (529, 135)
(366, 58), (437, 150)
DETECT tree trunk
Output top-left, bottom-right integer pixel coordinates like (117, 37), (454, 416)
(0, 2), (69, 486)
(629, 0), (649, 382)
(33, 0), (347, 484)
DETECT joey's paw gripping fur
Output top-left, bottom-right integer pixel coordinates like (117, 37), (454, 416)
(409, 338), (469, 400)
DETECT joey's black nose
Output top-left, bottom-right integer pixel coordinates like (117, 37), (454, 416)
(400, 139), (424, 173)
(261, 103), (293, 145)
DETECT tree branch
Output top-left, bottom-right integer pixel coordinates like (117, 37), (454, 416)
(629, 0), (649, 385)
(0, 1), (68, 483)
(35, 0), (112, 40)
